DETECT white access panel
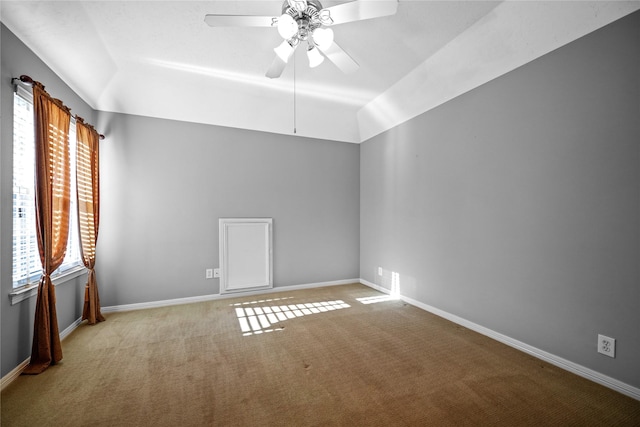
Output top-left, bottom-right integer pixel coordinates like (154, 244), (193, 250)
(219, 218), (273, 294)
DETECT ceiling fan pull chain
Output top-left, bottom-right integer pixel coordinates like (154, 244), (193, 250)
(293, 53), (297, 134)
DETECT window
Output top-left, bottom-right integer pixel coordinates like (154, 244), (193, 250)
(12, 85), (82, 288)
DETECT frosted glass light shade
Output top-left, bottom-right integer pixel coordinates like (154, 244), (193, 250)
(307, 47), (324, 68)
(274, 41), (295, 62)
(312, 27), (334, 50)
(277, 14), (298, 39)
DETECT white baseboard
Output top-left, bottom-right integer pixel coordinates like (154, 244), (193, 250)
(359, 279), (390, 295)
(0, 359), (29, 392)
(102, 278), (359, 313)
(60, 317), (83, 340)
(359, 278), (640, 401)
(1, 316), (84, 391)
(102, 293), (222, 313)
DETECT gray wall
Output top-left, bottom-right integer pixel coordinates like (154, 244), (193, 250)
(95, 112), (360, 306)
(361, 11), (639, 388)
(1, 24), (92, 377)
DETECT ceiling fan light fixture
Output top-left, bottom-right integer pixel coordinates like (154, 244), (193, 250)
(274, 40), (295, 63)
(307, 46), (324, 68)
(312, 27), (334, 50)
(277, 13), (298, 39)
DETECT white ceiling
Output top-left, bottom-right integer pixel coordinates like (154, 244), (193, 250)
(2, 1), (638, 143)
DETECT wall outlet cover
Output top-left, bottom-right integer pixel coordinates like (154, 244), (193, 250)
(597, 334), (615, 358)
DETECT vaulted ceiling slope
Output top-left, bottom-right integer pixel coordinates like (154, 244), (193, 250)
(2, 1), (638, 143)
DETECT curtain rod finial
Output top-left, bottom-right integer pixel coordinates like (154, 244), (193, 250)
(19, 75), (34, 84)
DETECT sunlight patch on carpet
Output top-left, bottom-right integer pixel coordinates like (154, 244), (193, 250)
(231, 299), (351, 336)
(356, 294), (399, 305)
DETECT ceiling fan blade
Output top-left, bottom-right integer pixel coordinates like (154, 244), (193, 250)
(204, 14), (276, 27)
(318, 41), (359, 74)
(322, 0), (398, 26)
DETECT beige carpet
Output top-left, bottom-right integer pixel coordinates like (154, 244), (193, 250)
(2, 283), (639, 426)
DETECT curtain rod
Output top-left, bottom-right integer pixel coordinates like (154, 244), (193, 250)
(13, 75), (106, 140)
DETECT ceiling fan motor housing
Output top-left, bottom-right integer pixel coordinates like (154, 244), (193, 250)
(282, 0), (324, 44)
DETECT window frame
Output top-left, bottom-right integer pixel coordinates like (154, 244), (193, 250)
(11, 82), (84, 296)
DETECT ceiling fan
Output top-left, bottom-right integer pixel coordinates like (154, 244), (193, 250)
(204, 0), (398, 79)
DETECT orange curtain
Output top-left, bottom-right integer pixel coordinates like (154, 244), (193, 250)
(23, 83), (71, 375)
(76, 117), (105, 325)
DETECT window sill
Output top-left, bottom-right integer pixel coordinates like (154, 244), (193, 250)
(9, 267), (87, 306)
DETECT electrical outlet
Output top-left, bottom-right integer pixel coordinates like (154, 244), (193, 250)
(205, 269), (213, 279)
(597, 334), (615, 358)
(213, 268), (220, 278)
(378, 267), (383, 276)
